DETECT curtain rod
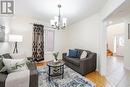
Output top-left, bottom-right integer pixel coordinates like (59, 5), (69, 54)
(30, 23), (53, 29)
(30, 23), (66, 30)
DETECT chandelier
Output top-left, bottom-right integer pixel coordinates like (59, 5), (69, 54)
(50, 4), (67, 30)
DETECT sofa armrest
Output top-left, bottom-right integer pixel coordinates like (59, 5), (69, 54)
(62, 53), (67, 61)
(80, 53), (97, 75)
(27, 57), (35, 62)
(27, 62), (37, 70)
(0, 73), (7, 87)
(29, 69), (38, 87)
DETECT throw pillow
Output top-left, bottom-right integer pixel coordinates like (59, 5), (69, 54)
(0, 57), (4, 70)
(75, 49), (82, 58)
(80, 51), (88, 59)
(2, 59), (28, 73)
(0, 66), (7, 73)
(67, 51), (69, 56)
(68, 49), (77, 58)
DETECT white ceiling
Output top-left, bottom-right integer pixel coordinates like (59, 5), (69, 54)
(15, 0), (107, 25)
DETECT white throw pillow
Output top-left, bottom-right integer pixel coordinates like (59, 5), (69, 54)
(2, 59), (28, 73)
(80, 51), (88, 59)
(67, 51), (69, 56)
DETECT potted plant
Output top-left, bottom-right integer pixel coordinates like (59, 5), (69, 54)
(53, 52), (59, 62)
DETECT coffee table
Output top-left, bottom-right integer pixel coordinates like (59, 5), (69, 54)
(47, 60), (65, 80)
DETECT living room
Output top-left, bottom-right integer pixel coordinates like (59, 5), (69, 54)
(0, 0), (130, 87)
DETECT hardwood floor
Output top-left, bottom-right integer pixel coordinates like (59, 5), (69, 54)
(85, 72), (112, 87)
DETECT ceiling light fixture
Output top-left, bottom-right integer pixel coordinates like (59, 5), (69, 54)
(50, 4), (67, 30)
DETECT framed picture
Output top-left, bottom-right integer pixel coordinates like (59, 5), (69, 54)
(0, 25), (5, 42)
(128, 24), (130, 39)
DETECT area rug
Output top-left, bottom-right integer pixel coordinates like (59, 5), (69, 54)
(38, 65), (95, 87)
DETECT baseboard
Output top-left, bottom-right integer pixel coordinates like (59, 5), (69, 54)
(124, 65), (130, 70)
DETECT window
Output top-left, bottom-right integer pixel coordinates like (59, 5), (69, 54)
(45, 29), (55, 51)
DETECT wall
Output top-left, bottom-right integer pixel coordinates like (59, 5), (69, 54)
(54, 30), (68, 59)
(65, 13), (101, 71)
(107, 23), (125, 54)
(124, 18), (130, 70)
(44, 30), (67, 61)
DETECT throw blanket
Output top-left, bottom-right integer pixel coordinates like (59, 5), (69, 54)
(5, 70), (30, 87)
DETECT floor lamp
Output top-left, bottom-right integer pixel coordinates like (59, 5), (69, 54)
(9, 34), (23, 53)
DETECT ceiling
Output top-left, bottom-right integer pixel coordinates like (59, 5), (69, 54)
(106, 0), (130, 25)
(15, 0), (107, 25)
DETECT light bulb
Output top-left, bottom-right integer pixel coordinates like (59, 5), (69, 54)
(62, 18), (67, 26)
(50, 20), (55, 26)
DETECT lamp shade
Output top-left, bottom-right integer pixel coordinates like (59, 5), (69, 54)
(9, 34), (23, 42)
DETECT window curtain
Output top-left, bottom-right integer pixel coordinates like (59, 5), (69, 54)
(32, 24), (44, 62)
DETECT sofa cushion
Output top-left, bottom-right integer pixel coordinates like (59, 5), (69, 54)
(68, 49), (78, 58)
(65, 57), (80, 66)
(2, 53), (12, 59)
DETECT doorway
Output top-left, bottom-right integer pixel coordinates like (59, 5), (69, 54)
(104, 0), (130, 87)
(107, 23), (125, 57)
(101, 0), (130, 86)
(106, 22), (125, 86)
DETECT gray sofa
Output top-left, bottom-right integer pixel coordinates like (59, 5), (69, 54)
(62, 49), (97, 75)
(0, 53), (38, 87)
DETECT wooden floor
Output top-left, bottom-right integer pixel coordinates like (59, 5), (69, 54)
(85, 72), (112, 87)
